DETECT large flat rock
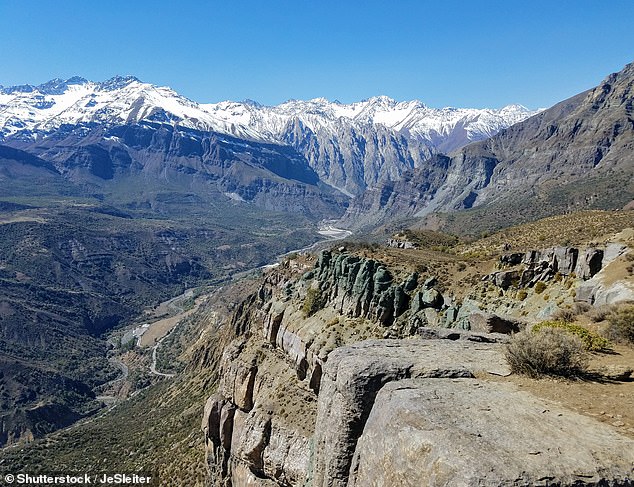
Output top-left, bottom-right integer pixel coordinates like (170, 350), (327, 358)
(311, 339), (511, 487)
(349, 378), (634, 486)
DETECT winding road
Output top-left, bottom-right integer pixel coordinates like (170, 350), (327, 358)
(150, 333), (176, 378)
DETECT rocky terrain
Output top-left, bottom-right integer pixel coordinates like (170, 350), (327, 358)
(0, 61), (633, 486)
(1, 211), (632, 485)
(0, 74), (537, 447)
(201, 215), (634, 486)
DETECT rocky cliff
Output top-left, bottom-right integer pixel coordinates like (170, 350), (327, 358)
(202, 239), (634, 486)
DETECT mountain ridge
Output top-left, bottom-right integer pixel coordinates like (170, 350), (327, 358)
(0, 76), (537, 195)
(343, 62), (634, 232)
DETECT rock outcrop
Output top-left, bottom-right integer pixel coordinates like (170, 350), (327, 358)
(309, 250), (529, 334)
(311, 339), (511, 487)
(490, 244), (620, 287)
(203, 251), (634, 486)
(349, 378), (634, 487)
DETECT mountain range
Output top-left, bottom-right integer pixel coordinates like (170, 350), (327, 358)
(343, 62), (634, 232)
(0, 76), (536, 197)
(0, 62), (633, 450)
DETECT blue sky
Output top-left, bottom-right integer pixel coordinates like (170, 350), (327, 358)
(1, 1), (633, 109)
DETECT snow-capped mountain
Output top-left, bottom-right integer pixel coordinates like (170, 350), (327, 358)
(200, 96), (536, 194)
(0, 76), (537, 195)
(0, 76), (261, 140)
(201, 96), (535, 152)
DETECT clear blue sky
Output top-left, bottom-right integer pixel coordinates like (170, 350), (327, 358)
(1, 0), (633, 109)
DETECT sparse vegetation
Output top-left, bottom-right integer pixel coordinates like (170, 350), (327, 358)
(588, 305), (613, 323)
(605, 304), (634, 344)
(533, 320), (611, 351)
(505, 328), (588, 378)
(552, 302), (591, 322)
(534, 281), (547, 294)
(456, 209), (634, 252)
(302, 287), (325, 317)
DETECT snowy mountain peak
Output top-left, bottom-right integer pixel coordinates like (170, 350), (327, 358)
(98, 75), (142, 91)
(0, 75), (538, 153)
(364, 95), (398, 105)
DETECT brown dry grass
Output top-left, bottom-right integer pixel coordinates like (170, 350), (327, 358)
(490, 344), (634, 439)
(461, 210), (634, 254)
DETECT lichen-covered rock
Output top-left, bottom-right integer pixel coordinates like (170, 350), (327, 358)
(421, 288), (443, 308)
(402, 272), (418, 292)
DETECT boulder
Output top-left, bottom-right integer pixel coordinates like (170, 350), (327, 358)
(493, 270), (519, 290)
(575, 248), (604, 280)
(311, 339), (510, 487)
(416, 326), (509, 344)
(348, 379), (634, 487)
(421, 288), (443, 308)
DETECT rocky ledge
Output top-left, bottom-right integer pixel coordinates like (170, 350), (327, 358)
(202, 249), (634, 486)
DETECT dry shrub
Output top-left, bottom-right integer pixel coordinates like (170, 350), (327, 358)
(552, 303), (591, 322)
(505, 328), (588, 378)
(605, 304), (634, 344)
(302, 287), (325, 317)
(587, 304), (613, 323)
(533, 320), (611, 351)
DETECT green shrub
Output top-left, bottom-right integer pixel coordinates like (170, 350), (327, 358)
(534, 281), (547, 294)
(517, 290), (528, 301)
(533, 320), (611, 351)
(505, 328), (588, 378)
(302, 287), (325, 317)
(606, 304), (634, 344)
